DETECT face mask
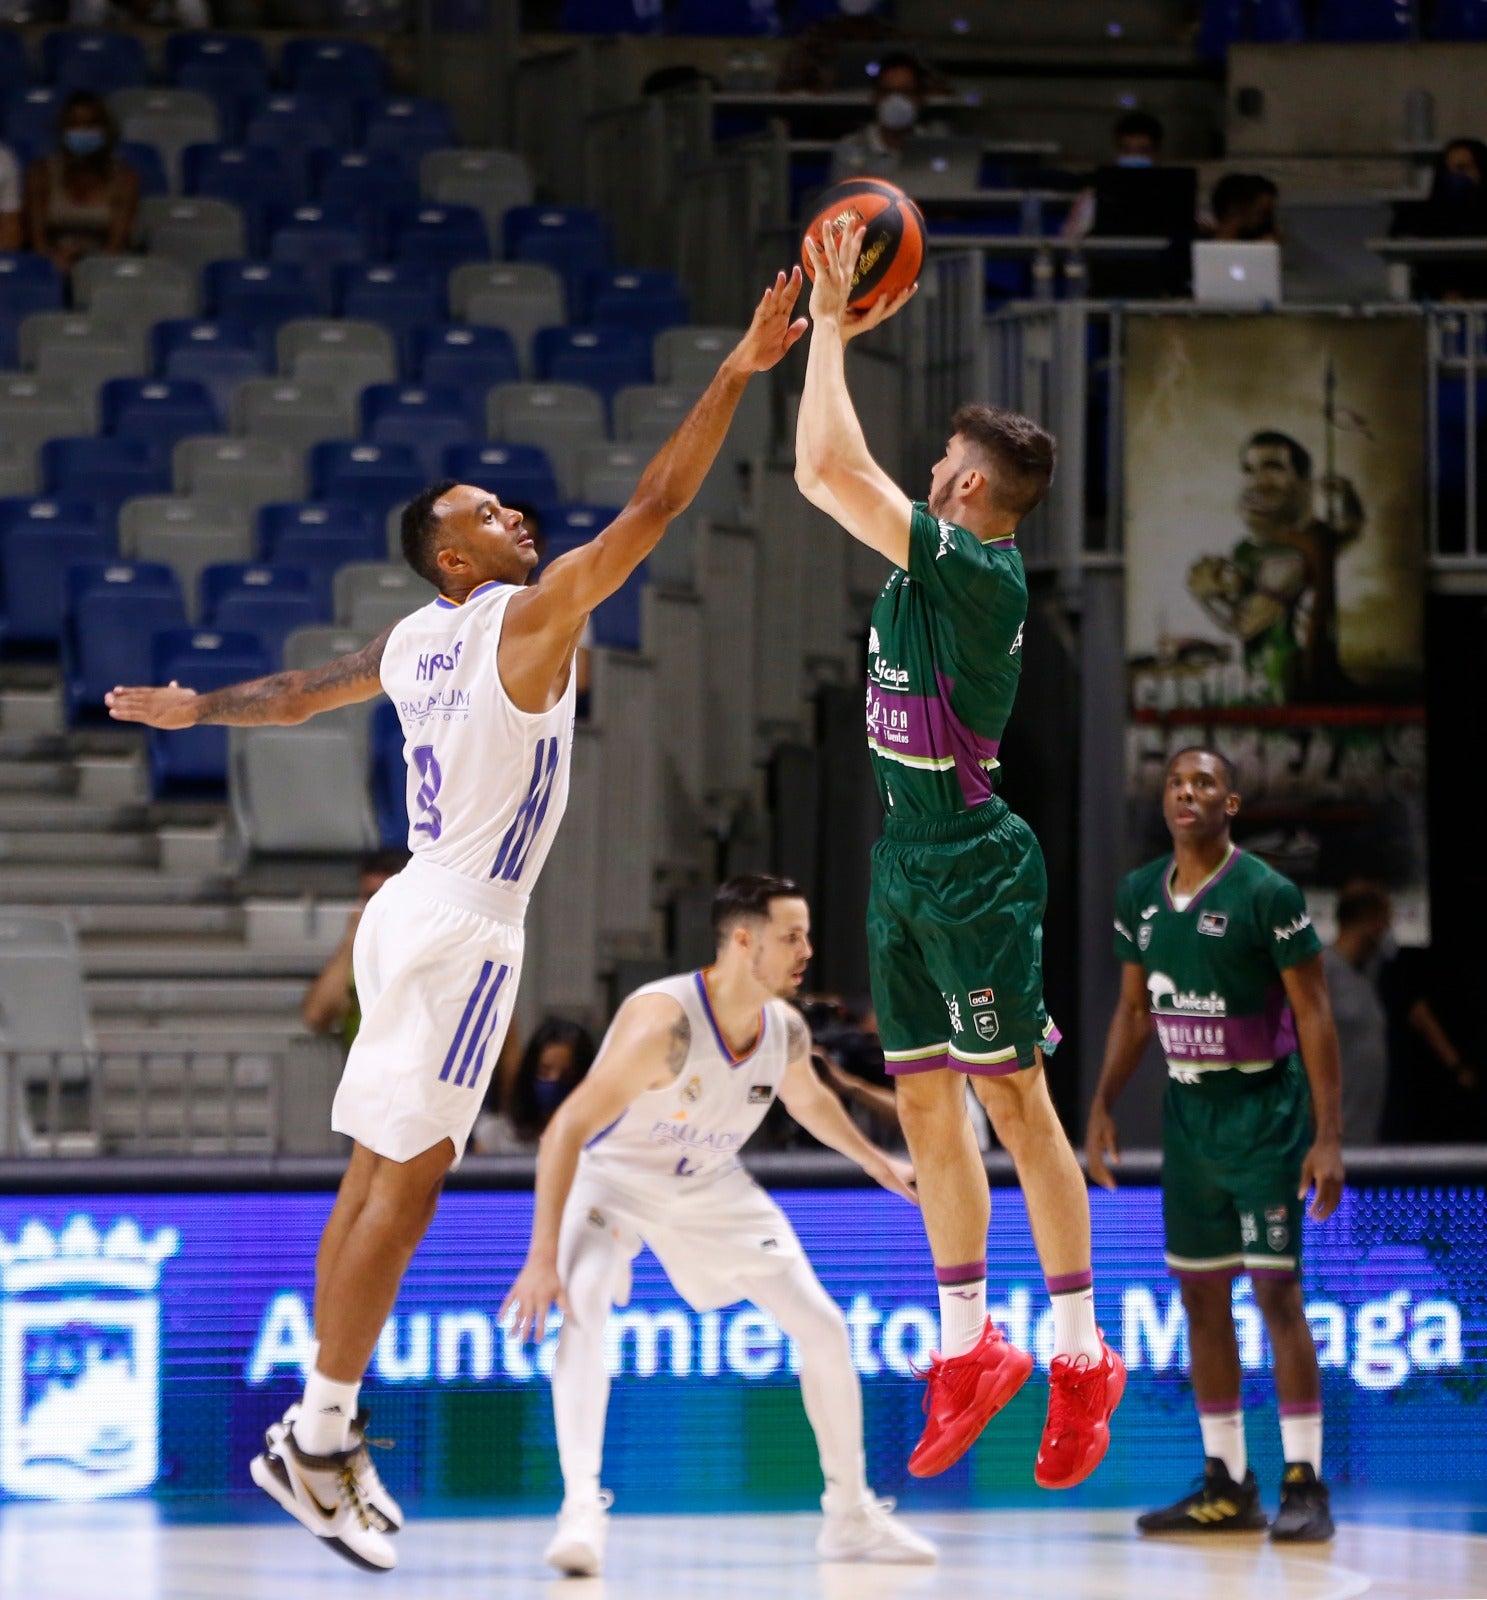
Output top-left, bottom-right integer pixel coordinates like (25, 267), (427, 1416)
(533, 1079), (568, 1117)
(1115, 152), (1153, 169)
(63, 128), (106, 157)
(876, 92), (918, 133)
(1445, 170), (1479, 194)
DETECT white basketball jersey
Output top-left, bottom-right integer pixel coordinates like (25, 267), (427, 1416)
(380, 580), (575, 893)
(583, 971), (794, 1184)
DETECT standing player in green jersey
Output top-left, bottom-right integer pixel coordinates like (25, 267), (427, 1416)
(1085, 746), (1344, 1542)
(794, 221), (1124, 1490)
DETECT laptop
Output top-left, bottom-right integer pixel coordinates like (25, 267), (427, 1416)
(1192, 240), (1283, 306)
(894, 136), (984, 198)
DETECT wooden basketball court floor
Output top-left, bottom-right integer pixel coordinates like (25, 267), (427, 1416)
(6, 1502), (1486, 1600)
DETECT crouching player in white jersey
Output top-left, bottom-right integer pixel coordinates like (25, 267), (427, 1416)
(103, 273), (808, 1574)
(503, 875), (938, 1575)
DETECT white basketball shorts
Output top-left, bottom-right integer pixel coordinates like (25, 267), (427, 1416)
(332, 857), (525, 1165)
(560, 1160), (805, 1313)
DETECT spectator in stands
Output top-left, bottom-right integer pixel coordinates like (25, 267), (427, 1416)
(1061, 109), (1167, 240)
(25, 92), (139, 279)
(1392, 137), (1487, 300)
(1210, 172), (1280, 242)
(474, 1017), (596, 1154)
(0, 140), (21, 253)
(804, 995), (901, 1143)
(302, 849), (411, 1049)
(514, 501), (593, 715)
(829, 51), (948, 184)
(1379, 934), (1481, 1144)
(1321, 882), (1391, 1145)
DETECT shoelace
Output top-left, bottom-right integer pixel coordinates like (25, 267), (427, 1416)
(1042, 1354), (1107, 1442)
(914, 1329), (1001, 1415)
(336, 1458), (377, 1532)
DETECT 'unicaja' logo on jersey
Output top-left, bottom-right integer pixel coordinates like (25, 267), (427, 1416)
(1146, 972), (1227, 1016)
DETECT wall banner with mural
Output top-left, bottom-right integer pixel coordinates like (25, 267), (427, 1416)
(1122, 314), (1427, 931)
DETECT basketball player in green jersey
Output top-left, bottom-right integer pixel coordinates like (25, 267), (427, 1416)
(795, 221), (1124, 1488)
(1085, 746), (1344, 1542)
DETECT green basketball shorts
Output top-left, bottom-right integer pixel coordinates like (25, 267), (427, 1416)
(1161, 1058), (1314, 1280)
(868, 796), (1059, 1078)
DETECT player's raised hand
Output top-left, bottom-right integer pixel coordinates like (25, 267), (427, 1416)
(733, 267), (809, 372)
(105, 681), (198, 729)
(872, 1153), (919, 1207)
(500, 1256), (569, 1343)
(841, 281), (917, 343)
(802, 220), (862, 326)
(1084, 1103), (1121, 1191)
(1298, 1138), (1344, 1221)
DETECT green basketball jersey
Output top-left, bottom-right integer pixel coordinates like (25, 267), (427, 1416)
(865, 502), (1027, 817)
(1113, 845), (1323, 1090)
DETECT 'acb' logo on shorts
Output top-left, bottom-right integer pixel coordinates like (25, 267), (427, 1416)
(969, 988), (999, 1042)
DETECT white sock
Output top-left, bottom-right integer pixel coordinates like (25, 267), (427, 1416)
(1198, 1407), (1247, 1482)
(936, 1266), (987, 1358)
(293, 1368), (361, 1455)
(1280, 1409), (1322, 1475)
(1050, 1286), (1103, 1361)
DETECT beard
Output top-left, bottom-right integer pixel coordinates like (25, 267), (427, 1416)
(928, 480), (951, 517)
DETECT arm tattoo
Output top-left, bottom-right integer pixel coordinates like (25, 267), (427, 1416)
(192, 629), (391, 727)
(786, 1007), (811, 1064)
(664, 1012), (692, 1076)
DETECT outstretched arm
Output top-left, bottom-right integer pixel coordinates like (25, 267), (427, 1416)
(104, 627), (393, 730)
(775, 1007), (917, 1205)
(794, 223), (916, 567)
(500, 993), (692, 1340)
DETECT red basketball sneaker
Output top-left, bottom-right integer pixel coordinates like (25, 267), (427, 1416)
(1033, 1339), (1127, 1490)
(907, 1319), (1034, 1478)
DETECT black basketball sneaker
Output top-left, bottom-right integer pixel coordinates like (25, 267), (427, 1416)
(1136, 1457), (1269, 1534)
(1270, 1462), (1335, 1542)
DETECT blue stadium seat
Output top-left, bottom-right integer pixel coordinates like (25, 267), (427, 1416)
(362, 98), (458, 179)
(0, 498), (112, 651)
(1313, 0), (1413, 38)
(505, 207), (612, 316)
(587, 268), (689, 337)
(280, 38), (387, 100)
(153, 318), (269, 419)
(267, 205), (372, 305)
(0, 256), (65, 370)
(361, 384), (475, 481)
(2, 89), (66, 168)
(534, 325), (651, 408)
(672, 0), (779, 33)
(539, 504), (643, 649)
(42, 438), (171, 533)
(313, 150), (419, 251)
(558, 0), (664, 30)
(0, 31), (28, 98)
(63, 561), (186, 719)
(414, 325), (520, 431)
(244, 94), (354, 197)
(172, 39), (272, 143)
(202, 260), (329, 341)
(147, 626), (272, 792)
(337, 264), (446, 373)
(388, 202), (489, 274)
(257, 502), (382, 608)
(99, 378), (222, 465)
(200, 561), (324, 664)
(442, 442), (559, 507)
(182, 143), (291, 248)
(43, 30), (147, 95)
(1434, 0), (1487, 35)
(371, 698), (409, 848)
(117, 141), (169, 199)
(311, 442), (425, 523)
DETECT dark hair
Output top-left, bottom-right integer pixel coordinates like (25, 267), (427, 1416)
(1336, 882), (1391, 929)
(1166, 745), (1238, 791)
(508, 1018), (596, 1141)
(1211, 171), (1278, 222)
(950, 403), (1057, 520)
(1243, 430), (1312, 479)
(400, 479), (457, 587)
(58, 90), (118, 155)
(712, 873), (805, 943)
(1114, 109), (1164, 148)
(359, 848), (411, 878)
(874, 50), (928, 91)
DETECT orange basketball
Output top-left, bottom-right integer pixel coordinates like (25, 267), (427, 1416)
(801, 177), (925, 311)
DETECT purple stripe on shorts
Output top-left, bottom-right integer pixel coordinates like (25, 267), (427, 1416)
(1197, 1398), (1242, 1415)
(1046, 1269), (1093, 1295)
(935, 1259), (987, 1286)
(1171, 1264), (1242, 1281)
(1278, 1400), (1322, 1417)
(885, 1051), (950, 1076)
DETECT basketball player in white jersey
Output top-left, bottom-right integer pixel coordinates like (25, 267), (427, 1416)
(103, 272), (808, 1573)
(503, 875), (937, 1575)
